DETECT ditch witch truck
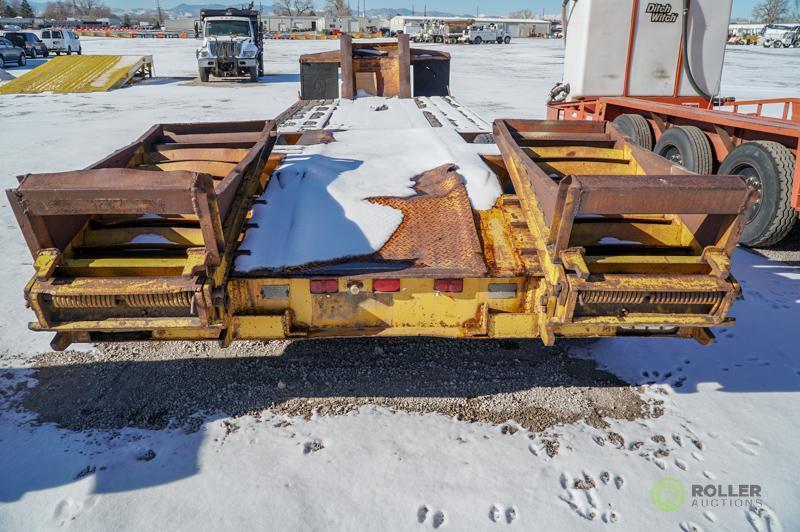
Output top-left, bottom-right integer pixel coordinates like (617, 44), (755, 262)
(7, 36), (754, 351)
(196, 7), (264, 82)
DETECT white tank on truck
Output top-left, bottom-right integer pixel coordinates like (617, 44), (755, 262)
(562, 0), (732, 100)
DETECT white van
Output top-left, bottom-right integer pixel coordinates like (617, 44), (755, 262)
(40, 29), (82, 55)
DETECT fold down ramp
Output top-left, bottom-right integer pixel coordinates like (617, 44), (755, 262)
(0, 55), (153, 95)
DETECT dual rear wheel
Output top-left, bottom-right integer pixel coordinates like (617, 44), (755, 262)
(613, 114), (797, 247)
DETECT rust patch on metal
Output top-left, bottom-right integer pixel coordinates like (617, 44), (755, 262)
(369, 164), (487, 277)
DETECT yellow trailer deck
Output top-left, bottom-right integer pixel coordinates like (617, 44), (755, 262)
(0, 55), (153, 94)
(6, 95), (753, 350)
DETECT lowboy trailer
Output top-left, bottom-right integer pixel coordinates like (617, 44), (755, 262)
(6, 104), (753, 350)
(6, 39), (754, 350)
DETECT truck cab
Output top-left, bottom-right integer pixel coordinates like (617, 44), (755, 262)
(196, 8), (264, 82)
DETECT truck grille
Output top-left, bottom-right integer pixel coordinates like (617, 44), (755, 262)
(209, 40), (243, 58)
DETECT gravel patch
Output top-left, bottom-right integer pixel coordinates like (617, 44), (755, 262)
(14, 338), (658, 435)
(750, 223), (800, 264)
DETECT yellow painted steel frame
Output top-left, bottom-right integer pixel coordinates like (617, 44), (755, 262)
(11, 111), (751, 349)
(224, 277), (537, 344)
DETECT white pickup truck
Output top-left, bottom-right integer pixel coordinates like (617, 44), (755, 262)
(196, 8), (264, 82)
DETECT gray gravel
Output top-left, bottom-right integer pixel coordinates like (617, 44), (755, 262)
(751, 223), (800, 264)
(15, 338), (659, 436)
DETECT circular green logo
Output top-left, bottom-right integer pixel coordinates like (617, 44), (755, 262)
(650, 477), (687, 513)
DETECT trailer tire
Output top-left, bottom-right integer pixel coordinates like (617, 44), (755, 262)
(719, 141), (797, 248)
(613, 114), (653, 151)
(199, 67), (210, 82)
(654, 125), (713, 175)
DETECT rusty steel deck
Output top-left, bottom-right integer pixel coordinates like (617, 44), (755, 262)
(6, 99), (754, 349)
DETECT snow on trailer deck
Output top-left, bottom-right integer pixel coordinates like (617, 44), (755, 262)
(236, 96), (501, 272)
(0, 38), (799, 532)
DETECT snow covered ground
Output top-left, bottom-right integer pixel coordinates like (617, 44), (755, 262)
(1, 38), (799, 531)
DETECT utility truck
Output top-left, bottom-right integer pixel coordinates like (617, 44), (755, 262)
(549, 0), (800, 247)
(196, 7), (264, 82)
(413, 19), (474, 44)
(462, 24), (512, 45)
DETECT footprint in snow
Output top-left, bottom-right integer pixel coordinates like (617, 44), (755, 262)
(418, 506), (447, 529)
(733, 439), (761, 457)
(488, 504), (518, 524)
(53, 496), (98, 527)
(559, 471), (623, 523)
(745, 502), (782, 532)
(640, 368), (688, 389)
(679, 522), (705, 532)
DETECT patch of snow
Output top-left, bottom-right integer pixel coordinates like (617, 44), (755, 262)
(236, 121), (501, 271)
(1, 37), (799, 532)
(89, 56), (146, 88)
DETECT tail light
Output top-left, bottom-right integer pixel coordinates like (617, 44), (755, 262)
(435, 279), (463, 293)
(310, 280), (339, 294)
(373, 279), (401, 293)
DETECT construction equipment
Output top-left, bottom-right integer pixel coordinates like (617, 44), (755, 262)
(550, 0), (800, 247)
(6, 38), (754, 350)
(7, 111), (752, 349)
(413, 19), (474, 44)
(0, 55), (153, 94)
(196, 7), (264, 82)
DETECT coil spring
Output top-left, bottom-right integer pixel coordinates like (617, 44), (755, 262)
(123, 293), (193, 308)
(649, 292), (723, 306)
(50, 292), (192, 309)
(580, 291), (646, 305)
(580, 291), (724, 306)
(52, 295), (116, 309)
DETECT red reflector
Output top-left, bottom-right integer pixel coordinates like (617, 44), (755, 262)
(435, 279), (463, 293)
(374, 279), (401, 293)
(310, 280), (339, 294)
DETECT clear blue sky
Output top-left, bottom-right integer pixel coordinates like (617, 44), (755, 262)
(128, 0), (763, 19)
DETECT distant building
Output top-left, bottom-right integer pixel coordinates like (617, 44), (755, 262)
(389, 15), (552, 38)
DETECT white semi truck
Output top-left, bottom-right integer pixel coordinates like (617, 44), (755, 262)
(196, 7), (264, 82)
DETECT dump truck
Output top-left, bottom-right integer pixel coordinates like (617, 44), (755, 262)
(7, 36), (753, 351)
(196, 7), (264, 82)
(549, 0), (800, 248)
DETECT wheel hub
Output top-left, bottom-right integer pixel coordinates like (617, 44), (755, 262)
(737, 165), (763, 222)
(662, 146), (683, 165)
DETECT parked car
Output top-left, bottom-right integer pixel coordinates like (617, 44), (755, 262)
(0, 37), (27, 68)
(3, 32), (48, 58)
(40, 29), (82, 55)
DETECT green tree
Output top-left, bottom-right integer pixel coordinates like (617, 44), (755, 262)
(3, 2), (18, 17)
(19, 0), (34, 17)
